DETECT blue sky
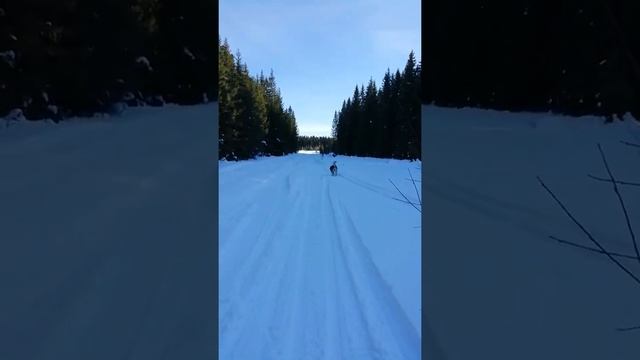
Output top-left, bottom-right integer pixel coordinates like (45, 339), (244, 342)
(220, 0), (421, 137)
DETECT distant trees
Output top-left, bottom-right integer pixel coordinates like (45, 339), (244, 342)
(219, 39), (298, 160)
(0, 1), (216, 120)
(424, 0), (640, 121)
(298, 136), (334, 154)
(332, 51), (421, 160)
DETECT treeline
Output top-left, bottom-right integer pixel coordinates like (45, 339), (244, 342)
(332, 51), (421, 160)
(0, 0), (216, 120)
(298, 135), (334, 154)
(219, 39), (298, 160)
(424, 0), (640, 121)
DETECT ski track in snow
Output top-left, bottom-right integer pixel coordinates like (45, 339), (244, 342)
(0, 104), (217, 360)
(219, 154), (421, 360)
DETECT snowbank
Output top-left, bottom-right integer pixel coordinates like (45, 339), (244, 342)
(424, 105), (640, 359)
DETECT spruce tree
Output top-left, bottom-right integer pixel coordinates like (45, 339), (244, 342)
(332, 51), (421, 160)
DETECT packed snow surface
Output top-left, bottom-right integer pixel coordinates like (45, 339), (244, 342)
(0, 103), (217, 359)
(219, 153), (422, 359)
(297, 149), (320, 154)
(424, 105), (640, 360)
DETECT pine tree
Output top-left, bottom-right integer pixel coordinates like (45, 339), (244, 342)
(332, 51), (421, 160)
(399, 51), (420, 159)
(348, 85), (361, 155)
(331, 110), (339, 139)
(360, 78), (378, 156)
(218, 39), (240, 159)
(377, 69), (393, 157)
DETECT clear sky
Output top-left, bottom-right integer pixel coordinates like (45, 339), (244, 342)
(220, 0), (421, 137)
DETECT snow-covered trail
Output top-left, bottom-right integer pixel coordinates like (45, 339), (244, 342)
(423, 105), (640, 360)
(219, 154), (421, 359)
(0, 104), (217, 359)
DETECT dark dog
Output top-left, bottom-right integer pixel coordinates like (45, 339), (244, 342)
(329, 161), (338, 176)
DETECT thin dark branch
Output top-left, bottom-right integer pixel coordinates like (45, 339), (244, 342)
(537, 176), (640, 286)
(550, 235), (639, 260)
(392, 197), (421, 207)
(405, 178), (422, 183)
(408, 169), (422, 206)
(597, 143), (640, 263)
(389, 179), (421, 213)
(588, 174), (640, 187)
(616, 325), (640, 332)
(620, 140), (640, 149)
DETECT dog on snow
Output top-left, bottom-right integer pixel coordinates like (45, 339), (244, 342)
(329, 161), (338, 176)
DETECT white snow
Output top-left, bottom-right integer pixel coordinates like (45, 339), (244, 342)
(0, 50), (16, 67)
(0, 103), (217, 359)
(3, 109), (25, 128)
(424, 105), (640, 360)
(183, 47), (196, 60)
(122, 92), (135, 101)
(220, 154), (421, 359)
(135, 56), (153, 71)
(145, 95), (165, 105)
(4, 108), (25, 122)
(108, 101), (127, 116)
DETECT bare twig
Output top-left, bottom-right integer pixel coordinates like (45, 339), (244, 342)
(408, 169), (422, 206)
(541, 142), (640, 334)
(588, 174), (640, 187)
(537, 176), (640, 286)
(616, 325), (640, 332)
(389, 179), (421, 213)
(550, 235), (639, 260)
(597, 143), (640, 263)
(620, 140), (640, 149)
(405, 178), (422, 183)
(392, 197), (421, 207)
